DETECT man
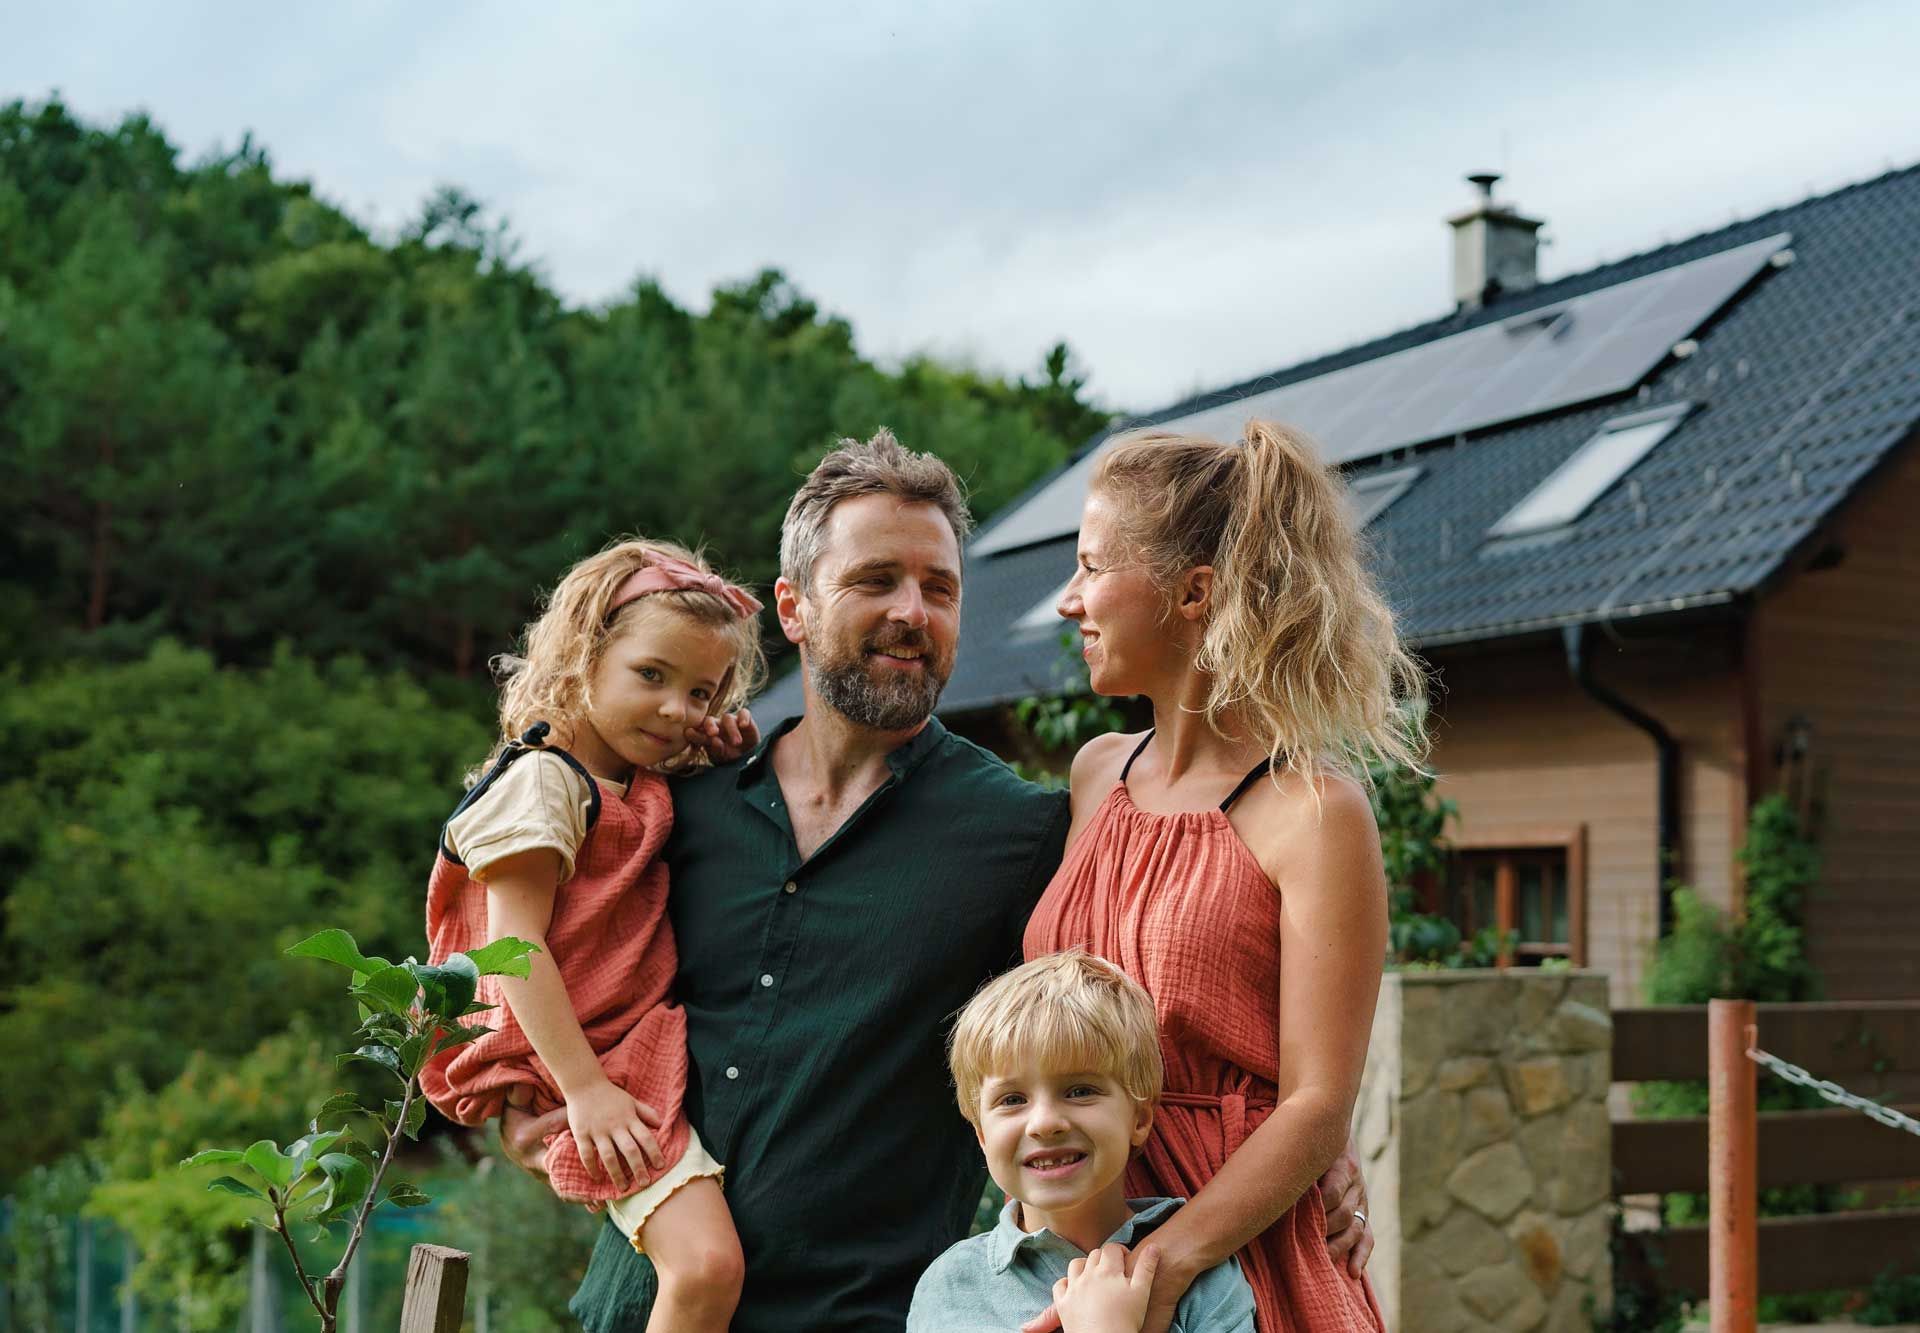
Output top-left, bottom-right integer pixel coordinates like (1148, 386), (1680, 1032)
(505, 430), (1370, 1331)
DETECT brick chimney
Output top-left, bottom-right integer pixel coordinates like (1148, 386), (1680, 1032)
(1448, 172), (1542, 309)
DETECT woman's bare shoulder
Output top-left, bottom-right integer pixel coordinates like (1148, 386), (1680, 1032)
(1237, 766), (1383, 889)
(1069, 729), (1142, 792)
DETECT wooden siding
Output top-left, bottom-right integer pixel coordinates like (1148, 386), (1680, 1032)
(1753, 436), (1920, 999)
(1427, 630), (1744, 1005)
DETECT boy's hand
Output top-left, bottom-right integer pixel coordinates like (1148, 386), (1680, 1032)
(686, 707), (759, 763)
(565, 1079), (666, 1192)
(1051, 1244), (1159, 1333)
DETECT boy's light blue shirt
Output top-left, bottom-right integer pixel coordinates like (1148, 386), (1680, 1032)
(906, 1197), (1256, 1333)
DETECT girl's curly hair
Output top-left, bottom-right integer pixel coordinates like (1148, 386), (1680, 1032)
(476, 537), (766, 780)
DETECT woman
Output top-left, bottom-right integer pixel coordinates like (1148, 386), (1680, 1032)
(1024, 421), (1422, 1332)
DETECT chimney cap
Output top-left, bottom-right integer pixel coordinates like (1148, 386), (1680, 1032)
(1467, 172), (1502, 200)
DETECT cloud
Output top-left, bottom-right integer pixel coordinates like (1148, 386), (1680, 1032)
(5, 0), (1917, 409)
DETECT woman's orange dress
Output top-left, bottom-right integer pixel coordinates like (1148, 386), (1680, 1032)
(1022, 741), (1385, 1332)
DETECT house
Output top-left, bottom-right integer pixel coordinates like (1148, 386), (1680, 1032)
(758, 165), (1920, 1004)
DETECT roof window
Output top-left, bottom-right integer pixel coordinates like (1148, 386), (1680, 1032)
(1488, 403), (1692, 539)
(1346, 465), (1423, 527)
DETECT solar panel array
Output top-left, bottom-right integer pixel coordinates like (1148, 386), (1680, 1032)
(972, 231), (1790, 557)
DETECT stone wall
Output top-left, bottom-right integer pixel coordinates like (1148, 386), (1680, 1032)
(1352, 970), (1612, 1331)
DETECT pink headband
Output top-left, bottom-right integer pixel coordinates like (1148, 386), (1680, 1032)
(610, 555), (763, 620)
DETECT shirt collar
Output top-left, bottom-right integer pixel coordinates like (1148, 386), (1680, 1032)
(736, 713), (948, 787)
(987, 1197), (1185, 1274)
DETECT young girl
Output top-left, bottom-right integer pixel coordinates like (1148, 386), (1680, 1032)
(421, 538), (766, 1333)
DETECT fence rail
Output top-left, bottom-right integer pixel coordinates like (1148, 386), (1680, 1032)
(1612, 998), (1920, 1311)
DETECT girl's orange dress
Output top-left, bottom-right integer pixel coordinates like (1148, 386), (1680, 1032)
(421, 753), (691, 1207)
(1022, 736), (1385, 1332)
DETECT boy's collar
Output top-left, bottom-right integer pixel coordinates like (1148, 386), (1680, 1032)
(987, 1196), (1185, 1274)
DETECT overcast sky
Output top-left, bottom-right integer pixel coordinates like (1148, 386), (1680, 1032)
(7, 0), (1918, 411)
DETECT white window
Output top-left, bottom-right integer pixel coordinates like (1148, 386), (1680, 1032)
(1347, 465), (1423, 527)
(1488, 403), (1692, 539)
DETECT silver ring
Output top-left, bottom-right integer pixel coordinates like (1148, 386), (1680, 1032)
(1352, 1208), (1368, 1227)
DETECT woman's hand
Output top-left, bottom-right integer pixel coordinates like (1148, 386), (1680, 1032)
(1051, 1244), (1160, 1333)
(1318, 1140), (1374, 1276)
(686, 707), (759, 763)
(564, 1078), (667, 1192)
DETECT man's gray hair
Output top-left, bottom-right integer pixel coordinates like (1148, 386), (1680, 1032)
(779, 428), (974, 590)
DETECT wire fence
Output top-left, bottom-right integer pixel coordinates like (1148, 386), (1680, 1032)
(0, 1203), (460, 1333)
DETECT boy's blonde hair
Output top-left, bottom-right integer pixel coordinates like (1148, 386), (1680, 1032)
(948, 950), (1164, 1127)
(480, 537), (766, 777)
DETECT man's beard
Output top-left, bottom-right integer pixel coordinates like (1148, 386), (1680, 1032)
(807, 622), (953, 731)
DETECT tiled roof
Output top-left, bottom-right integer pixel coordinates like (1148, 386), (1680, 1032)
(759, 165), (1920, 719)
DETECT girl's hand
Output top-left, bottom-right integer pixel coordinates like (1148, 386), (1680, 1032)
(564, 1079), (667, 1192)
(1051, 1244), (1159, 1333)
(685, 707), (759, 763)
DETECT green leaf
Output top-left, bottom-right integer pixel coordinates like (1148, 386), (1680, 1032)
(460, 999), (498, 1017)
(398, 1032), (430, 1079)
(179, 1148), (245, 1168)
(383, 1182), (430, 1209)
(430, 1023), (494, 1057)
(462, 936), (538, 979)
(310, 1152), (371, 1224)
(407, 954), (479, 1020)
(386, 1095), (428, 1141)
(351, 964), (420, 1016)
(286, 1129), (346, 1179)
(242, 1140), (293, 1190)
(337, 1043), (406, 1082)
(314, 1093), (373, 1128)
(286, 929), (390, 976)
(207, 1175), (266, 1200)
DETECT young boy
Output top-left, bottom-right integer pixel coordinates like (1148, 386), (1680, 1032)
(907, 951), (1256, 1333)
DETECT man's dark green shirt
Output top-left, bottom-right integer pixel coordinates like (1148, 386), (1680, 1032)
(570, 716), (1071, 1332)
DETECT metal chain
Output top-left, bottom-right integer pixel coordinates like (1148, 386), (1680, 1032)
(1746, 1045), (1920, 1137)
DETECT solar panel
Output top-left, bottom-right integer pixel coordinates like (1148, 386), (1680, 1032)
(972, 231), (1789, 557)
(1348, 465), (1424, 527)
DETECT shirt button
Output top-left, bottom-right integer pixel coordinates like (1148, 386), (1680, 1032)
(760, 973), (774, 987)
(783, 880), (798, 894)
(725, 1066), (740, 1080)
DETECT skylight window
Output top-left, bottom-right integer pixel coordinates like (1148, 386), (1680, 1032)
(1488, 403), (1692, 539)
(1014, 577), (1074, 633)
(1346, 465), (1423, 527)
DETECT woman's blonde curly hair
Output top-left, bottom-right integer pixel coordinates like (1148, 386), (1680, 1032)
(477, 538), (766, 780)
(1090, 420), (1427, 783)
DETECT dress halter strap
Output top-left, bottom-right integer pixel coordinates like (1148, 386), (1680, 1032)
(1219, 755), (1278, 812)
(1117, 731), (1156, 784)
(1117, 730), (1275, 811)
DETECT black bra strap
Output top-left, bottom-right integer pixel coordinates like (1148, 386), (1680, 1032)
(1117, 731), (1155, 784)
(439, 721), (603, 865)
(1219, 756), (1277, 812)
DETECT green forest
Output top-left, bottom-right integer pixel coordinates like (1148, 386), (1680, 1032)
(0, 96), (1109, 1323)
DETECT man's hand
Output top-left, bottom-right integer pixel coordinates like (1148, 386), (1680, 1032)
(500, 1091), (568, 1180)
(1317, 1139), (1374, 1278)
(686, 707), (759, 764)
(1052, 1244), (1159, 1333)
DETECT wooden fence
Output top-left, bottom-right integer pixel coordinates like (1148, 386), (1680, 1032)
(1612, 999), (1920, 1296)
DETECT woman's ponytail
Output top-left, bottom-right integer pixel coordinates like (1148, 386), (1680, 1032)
(1092, 421), (1426, 783)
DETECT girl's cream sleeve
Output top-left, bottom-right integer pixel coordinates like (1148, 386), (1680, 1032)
(443, 751), (596, 885)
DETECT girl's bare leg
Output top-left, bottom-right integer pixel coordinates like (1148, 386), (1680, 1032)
(638, 1176), (742, 1333)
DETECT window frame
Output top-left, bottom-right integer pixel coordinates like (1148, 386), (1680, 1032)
(1448, 824), (1588, 967)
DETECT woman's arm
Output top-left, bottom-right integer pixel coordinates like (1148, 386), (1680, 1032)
(1132, 773), (1388, 1325)
(484, 849), (664, 1187)
(1062, 730), (1139, 854)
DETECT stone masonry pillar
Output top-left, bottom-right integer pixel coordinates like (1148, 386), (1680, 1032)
(1352, 971), (1613, 1331)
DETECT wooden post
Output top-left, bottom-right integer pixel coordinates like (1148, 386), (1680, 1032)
(398, 1245), (469, 1333)
(1494, 858), (1517, 967)
(1709, 998), (1758, 1333)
